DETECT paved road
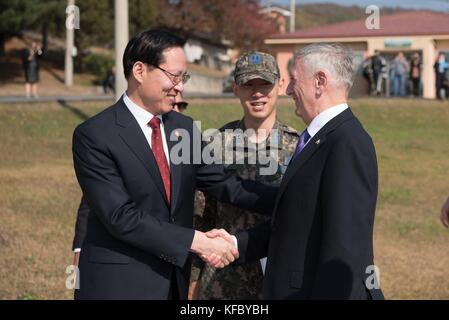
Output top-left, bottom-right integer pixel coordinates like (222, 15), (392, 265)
(0, 93), (237, 104)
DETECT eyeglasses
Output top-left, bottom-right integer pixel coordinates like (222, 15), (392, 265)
(152, 65), (190, 85)
(173, 102), (188, 111)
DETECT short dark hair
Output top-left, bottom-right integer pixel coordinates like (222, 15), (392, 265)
(122, 28), (186, 79)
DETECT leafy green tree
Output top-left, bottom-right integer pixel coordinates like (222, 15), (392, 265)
(129, 0), (160, 36)
(75, 0), (114, 50)
(156, 0), (277, 50)
(0, 0), (64, 56)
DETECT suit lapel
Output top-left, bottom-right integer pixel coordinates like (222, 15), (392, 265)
(272, 108), (355, 221)
(162, 112), (183, 215)
(277, 132), (327, 197)
(115, 99), (169, 206)
(271, 132), (327, 221)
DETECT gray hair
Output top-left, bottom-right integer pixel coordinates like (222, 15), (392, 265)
(294, 43), (355, 91)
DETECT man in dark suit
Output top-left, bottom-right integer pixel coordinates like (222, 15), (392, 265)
(71, 94), (190, 267)
(212, 43), (384, 299)
(72, 29), (275, 300)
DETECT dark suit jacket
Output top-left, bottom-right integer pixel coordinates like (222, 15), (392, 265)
(72, 196), (89, 251)
(72, 98), (276, 300)
(237, 108), (384, 300)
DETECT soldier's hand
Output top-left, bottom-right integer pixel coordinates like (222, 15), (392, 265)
(188, 281), (200, 300)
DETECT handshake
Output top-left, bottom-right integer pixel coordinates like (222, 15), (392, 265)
(190, 229), (238, 269)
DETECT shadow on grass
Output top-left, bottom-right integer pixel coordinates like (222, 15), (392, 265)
(41, 63), (64, 83)
(57, 99), (89, 121)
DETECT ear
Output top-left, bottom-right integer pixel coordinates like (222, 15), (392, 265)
(132, 61), (146, 84)
(276, 78), (285, 95)
(232, 82), (238, 97)
(315, 71), (327, 89)
(277, 77), (285, 90)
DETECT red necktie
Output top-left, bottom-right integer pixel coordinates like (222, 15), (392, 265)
(149, 117), (171, 204)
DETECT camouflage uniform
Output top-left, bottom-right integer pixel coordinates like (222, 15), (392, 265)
(191, 119), (299, 300)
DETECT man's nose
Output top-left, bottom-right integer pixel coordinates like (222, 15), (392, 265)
(252, 90), (263, 97)
(174, 80), (184, 93)
(251, 86), (266, 97)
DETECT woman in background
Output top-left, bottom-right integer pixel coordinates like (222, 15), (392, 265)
(22, 41), (43, 98)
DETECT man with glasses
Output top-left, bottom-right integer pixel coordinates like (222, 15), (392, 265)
(70, 93), (189, 268)
(72, 29), (276, 300)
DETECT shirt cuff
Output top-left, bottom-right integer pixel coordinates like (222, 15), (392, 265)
(73, 248), (81, 253)
(231, 235), (238, 251)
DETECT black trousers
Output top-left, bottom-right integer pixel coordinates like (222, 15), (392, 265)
(167, 271), (180, 300)
(411, 78), (420, 97)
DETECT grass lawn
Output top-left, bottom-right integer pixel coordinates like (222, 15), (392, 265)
(0, 97), (448, 299)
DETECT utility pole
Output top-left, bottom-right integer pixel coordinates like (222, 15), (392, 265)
(290, 0), (296, 33)
(114, 0), (129, 101)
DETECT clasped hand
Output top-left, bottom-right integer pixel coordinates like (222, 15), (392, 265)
(191, 229), (238, 269)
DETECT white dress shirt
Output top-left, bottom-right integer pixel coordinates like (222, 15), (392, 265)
(123, 92), (171, 166)
(305, 103), (349, 142)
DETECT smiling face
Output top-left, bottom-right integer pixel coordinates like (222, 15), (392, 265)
(233, 78), (283, 122)
(286, 59), (317, 125)
(135, 47), (186, 115)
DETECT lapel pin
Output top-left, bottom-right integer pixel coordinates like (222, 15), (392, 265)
(315, 139), (321, 145)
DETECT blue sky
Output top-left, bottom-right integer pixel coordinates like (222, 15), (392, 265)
(269, 0), (449, 12)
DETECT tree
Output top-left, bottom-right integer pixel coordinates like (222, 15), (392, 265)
(217, 0), (277, 50)
(75, 0), (160, 50)
(75, 0), (114, 50)
(0, 0), (64, 56)
(0, 0), (274, 59)
(156, 0), (277, 51)
(0, 0), (34, 56)
(129, 0), (160, 36)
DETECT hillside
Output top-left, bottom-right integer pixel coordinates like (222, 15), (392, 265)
(293, 3), (407, 30)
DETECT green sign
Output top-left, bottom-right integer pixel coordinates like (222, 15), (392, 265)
(384, 39), (412, 48)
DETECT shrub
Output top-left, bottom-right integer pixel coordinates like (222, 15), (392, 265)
(78, 53), (114, 84)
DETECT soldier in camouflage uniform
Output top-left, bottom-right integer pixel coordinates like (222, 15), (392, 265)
(189, 52), (299, 300)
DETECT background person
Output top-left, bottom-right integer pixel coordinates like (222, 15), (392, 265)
(409, 53), (422, 98)
(22, 41), (43, 98)
(189, 52), (299, 300)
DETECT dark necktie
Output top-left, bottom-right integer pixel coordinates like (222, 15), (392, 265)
(149, 117), (171, 204)
(292, 129), (311, 161)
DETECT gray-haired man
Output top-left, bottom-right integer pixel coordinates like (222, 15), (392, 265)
(211, 43), (385, 300)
